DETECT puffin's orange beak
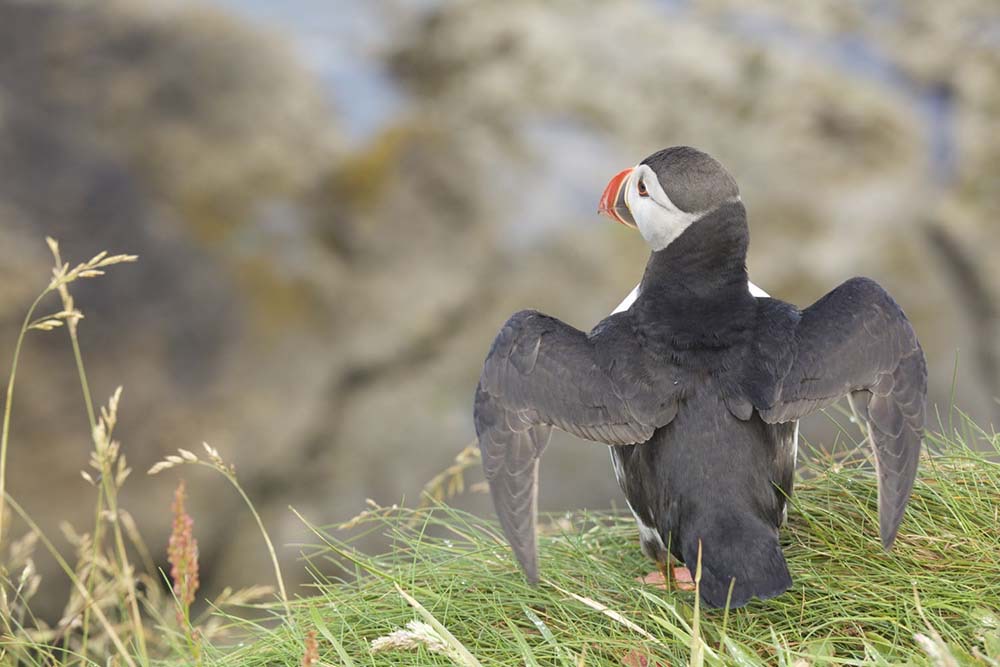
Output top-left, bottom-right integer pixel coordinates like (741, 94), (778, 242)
(598, 168), (637, 228)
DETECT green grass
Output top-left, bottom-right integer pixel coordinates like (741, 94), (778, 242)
(2, 240), (999, 666)
(193, 429), (1000, 667)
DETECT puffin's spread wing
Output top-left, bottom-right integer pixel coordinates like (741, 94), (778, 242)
(475, 309), (677, 582)
(752, 277), (927, 548)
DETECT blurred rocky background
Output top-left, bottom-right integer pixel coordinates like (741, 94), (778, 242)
(0, 0), (997, 617)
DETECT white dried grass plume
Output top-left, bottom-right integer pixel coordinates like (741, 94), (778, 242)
(338, 498), (400, 530)
(27, 309), (84, 333)
(115, 454), (132, 487)
(91, 387), (124, 459)
(118, 511), (148, 561)
(202, 442), (224, 466)
(914, 632), (960, 667)
(212, 584), (275, 608)
(148, 442), (232, 475)
(58, 521), (89, 551)
(146, 459), (175, 476)
(45, 236), (138, 293)
(8, 529), (39, 568)
(102, 386), (124, 430)
(370, 620), (452, 657)
(28, 319), (64, 331)
(16, 558), (41, 599)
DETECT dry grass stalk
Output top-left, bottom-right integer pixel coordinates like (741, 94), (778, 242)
(420, 441), (481, 505)
(0, 238), (146, 664)
(148, 442), (291, 620)
(338, 498), (400, 530)
(0, 238), (294, 663)
(43, 239), (148, 662)
(2, 493), (139, 667)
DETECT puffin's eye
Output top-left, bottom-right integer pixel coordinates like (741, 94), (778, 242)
(637, 179), (648, 197)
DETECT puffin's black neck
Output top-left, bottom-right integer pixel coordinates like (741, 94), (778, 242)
(637, 201), (751, 309)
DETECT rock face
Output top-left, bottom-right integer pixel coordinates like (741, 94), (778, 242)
(0, 0), (997, 617)
(0, 0), (340, 616)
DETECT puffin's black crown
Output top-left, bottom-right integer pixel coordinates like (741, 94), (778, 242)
(641, 146), (739, 214)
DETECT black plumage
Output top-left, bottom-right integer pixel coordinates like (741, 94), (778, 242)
(473, 147), (927, 608)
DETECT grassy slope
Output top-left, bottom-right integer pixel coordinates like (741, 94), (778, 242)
(196, 429), (1000, 667)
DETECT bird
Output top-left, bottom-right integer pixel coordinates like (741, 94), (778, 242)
(473, 146), (927, 608)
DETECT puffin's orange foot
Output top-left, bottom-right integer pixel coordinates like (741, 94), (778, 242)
(671, 566), (695, 590)
(636, 570), (666, 588)
(636, 565), (696, 591)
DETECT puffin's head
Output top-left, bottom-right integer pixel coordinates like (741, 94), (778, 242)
(598, 147), (741, 251)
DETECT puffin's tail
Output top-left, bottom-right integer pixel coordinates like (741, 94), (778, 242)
(681, 515), (791, 609)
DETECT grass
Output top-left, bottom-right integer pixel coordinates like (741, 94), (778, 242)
(193, 430), (1000, 667)
(0, 238), (999, 666)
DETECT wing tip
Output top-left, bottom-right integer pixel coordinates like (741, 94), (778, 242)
(879, 526), (899, 551)
(510, 541), (541, 585)
(876, 490), (909, 552)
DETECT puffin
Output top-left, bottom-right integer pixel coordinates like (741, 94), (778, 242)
(473, 146), (927, 608)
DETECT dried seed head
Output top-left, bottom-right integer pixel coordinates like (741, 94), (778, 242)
(106, 387), (123, 422)
(370, 621), (451, 656)
(29, 319), (65, 331)
(44, 237), (137, 295)
(17, 559), (35, 589)
(147, 460), (175, 475)
(301, 630), (319, 667)
(168, 480), (199, 618)
(92, 423), (108, 452)
(94, 253), (138, 268)
(9, 531), (39, 567)
(212, 584), (274, 608)
(119, 511), (144, 554)
(17, 560), (41, 601)
(59, 522), (85, 548)
(115, 458), (132, 488)
(202, 442), (223, 466)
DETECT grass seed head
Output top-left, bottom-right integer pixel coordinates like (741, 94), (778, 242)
(370, 620), (451, 656)
(168, 480), (199, 620)
(301, 629), (319, 667)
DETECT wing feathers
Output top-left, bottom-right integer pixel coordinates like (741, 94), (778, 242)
(754, 278), (927, 548)
(475, 309), (676, 581)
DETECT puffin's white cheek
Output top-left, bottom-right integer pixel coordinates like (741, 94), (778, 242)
(633, 200), (664, 245)
(633, 200), (699, 252)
